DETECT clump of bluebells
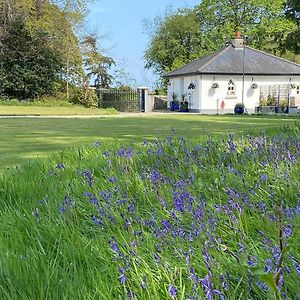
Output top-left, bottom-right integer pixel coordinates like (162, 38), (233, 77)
(32, 131), (300, 299)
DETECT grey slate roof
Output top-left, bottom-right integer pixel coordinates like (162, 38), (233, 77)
(165, 44), (300, 77)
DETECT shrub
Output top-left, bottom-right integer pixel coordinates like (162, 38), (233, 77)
(234, 102), (245, 109)
(71, 87), (98, 108)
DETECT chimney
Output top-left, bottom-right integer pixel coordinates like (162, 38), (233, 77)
(231, 31), (244, 49)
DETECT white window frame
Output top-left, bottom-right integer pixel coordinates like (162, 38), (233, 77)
(226, 79), (236, 98)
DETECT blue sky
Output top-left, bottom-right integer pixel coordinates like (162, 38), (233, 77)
(87, 0), (200, 88)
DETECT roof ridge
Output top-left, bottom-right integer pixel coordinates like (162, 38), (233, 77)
(197, 45), (230, 73)
(246, 46), (300, 68)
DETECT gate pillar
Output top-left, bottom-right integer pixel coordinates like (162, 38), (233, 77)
(137, 87), (149, 112)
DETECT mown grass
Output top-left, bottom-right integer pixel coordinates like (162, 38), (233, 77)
(0, 126), (299, 299)
(0, 105), (117, 116)
(0, 114), (299, 171)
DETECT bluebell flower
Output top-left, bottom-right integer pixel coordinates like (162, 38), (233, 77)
(168, 284), (177, 299)
(247, 256), (256, 267)
(283, 224), (293, 238)
(257, 280), (268, 292)
(82, 170), (93, 186)
(227, 165), (235, 174)
(127, 203), (135, 214)
(296, 200), (300, 216)
(56, 163), (64, 170)
(102, 151), (109, 157)
(264, 259), (272, 273)
(259, 173), (267, 181)
(124, 147), (133, 158)
(108, 176), (116, 183)
(117, 148), (124, 156)
(91, 215), (100, 226)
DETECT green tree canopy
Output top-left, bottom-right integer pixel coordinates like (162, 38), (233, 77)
(285, 0), (300, 54)
(0, 0), (115, 99)
(144, 0), (297, 77)
(144, 9), (202, 76)
(0, 18), (62, 98)
(82, 34), (115, 89)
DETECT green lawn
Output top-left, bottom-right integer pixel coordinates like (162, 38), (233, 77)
(0, 114), (299, 171)
(0, 105), (117, 116)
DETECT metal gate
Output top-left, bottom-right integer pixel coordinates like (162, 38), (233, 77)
(97, 89), (144, 112)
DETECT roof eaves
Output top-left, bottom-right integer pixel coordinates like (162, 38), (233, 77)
(200, 72), (300, 76)
(164, 71), (198, 78)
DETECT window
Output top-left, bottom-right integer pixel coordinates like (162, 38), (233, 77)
(227, 79), (236, 97)
(297, 86), (300, 95)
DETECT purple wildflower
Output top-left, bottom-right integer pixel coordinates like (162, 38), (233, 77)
(247, 256), (256, 267)
(124, 147), (133, 158)
(109, 238), (120, 256)
(117, 148), (124, 156)
(127, 203), (135, 214)
(259, 173), (267, 181)
(108, 176), (116, 183)
(227, 165), (235, 174)
(168, 284), (177, 299)
(102, 151), (109, 157)
(173, 193), (185, 213)
(91, 215), (100, 226)
(257, 280), (268, 292)
(140, 279), (146, 289)
(119, 273), (126, 284)
(59, 196), (74, 214)
(56, 163), (64, 170)
(296, 200), (300, 215)
(283, 224), (293, 238)
(82, 170), (93, 186)
(264, 259), (272, 273)
(228, 135), (236, 153)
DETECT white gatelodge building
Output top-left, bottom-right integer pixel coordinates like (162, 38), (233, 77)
(165, 33), (300, 114)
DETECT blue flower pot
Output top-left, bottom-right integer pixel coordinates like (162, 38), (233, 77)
(170, 101), (179, 111)
(234, 107), (244, 114)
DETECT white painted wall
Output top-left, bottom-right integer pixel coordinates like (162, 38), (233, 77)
(168, 74), (300, 113)
(202, 75), (300, 114)
(167, 75), (200, 109)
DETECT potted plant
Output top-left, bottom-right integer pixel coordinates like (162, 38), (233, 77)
(170, 93), (179, 111)
(188, 82), (196, 90)
(251, 83), (258, 89)
(181, 101), (189, 112)
(178, 94), (188, 112)
(211, 82), (219, 89)
(234, 103), (245, 114)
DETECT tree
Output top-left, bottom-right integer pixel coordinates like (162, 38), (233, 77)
(82, 34), (115, 89)
(285, 0), (300, 54)
(0, 0), (84, 99)
(195, 0), (296, 54)
(144, 8), (202, 76)
(144, 0), (296, 77)
(0, 0), (115, 99)
(113, 58), (137, 88)
(0, 18), (62, 98)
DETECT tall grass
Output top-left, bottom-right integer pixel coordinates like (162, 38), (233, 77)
(0, 127), (299, 299)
